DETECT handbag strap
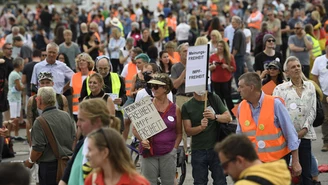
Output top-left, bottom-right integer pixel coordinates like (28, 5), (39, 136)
(37, 116), (60, 159)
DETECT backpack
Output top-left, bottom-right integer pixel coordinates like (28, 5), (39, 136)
(0, 66), (9, 112)
(313, 91), (325, 127)
(188, 29), (198, 46)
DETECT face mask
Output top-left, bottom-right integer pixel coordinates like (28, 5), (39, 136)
(195, 90), (206, 96)
(143, 72), (152, 82)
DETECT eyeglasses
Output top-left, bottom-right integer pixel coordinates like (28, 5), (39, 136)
(151, 84), (165, 90)
(220, 157), (236, 170)
(267, 39), (276, 43)
(97, 128), (110, 149)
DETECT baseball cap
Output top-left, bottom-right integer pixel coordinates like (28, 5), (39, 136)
(38, 72), (53, 82)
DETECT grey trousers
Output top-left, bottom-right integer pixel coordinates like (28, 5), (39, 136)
(141, 148), (177, 185)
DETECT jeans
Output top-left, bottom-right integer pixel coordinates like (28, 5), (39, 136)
(299, 139), (312, 185)
(311, 153), (319, 177)
(191, 149), (226, 185)
(233, 55), (245, 87)
(39, 161), (58, 185)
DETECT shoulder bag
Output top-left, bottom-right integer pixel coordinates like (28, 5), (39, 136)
(37, 116), (69, 183)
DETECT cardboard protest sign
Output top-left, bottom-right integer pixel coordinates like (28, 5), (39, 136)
(262, 80), (276, 95)
(123, 96), (167, 140)
(185, 44), (209, 93)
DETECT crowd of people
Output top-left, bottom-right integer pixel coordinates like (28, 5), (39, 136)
(0, 0), (328, 184)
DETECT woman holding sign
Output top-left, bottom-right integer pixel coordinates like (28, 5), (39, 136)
(209, 40), (236, 118)
(132, 73), (182, 185)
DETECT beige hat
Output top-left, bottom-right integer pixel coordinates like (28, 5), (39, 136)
(110, 17), (120, 27)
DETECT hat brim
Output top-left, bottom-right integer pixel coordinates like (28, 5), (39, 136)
(38, 78), (53, 82)
(147, 79), (166, 85)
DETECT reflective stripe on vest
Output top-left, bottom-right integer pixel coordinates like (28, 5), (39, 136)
(72, 71), (94, 112)
(248, 11), (262, 30)
(238, 95), (290, 162)
(309, 35), (322, 57)
(125, 63), (138, 96)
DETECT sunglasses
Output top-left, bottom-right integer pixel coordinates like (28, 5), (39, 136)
(151, 84), (165, 90)
(295, 27), (302, 30)
(5, 47), (13, 50)
(220, 157), (236, 170)
(97, 128), (110, 149)
(267, 39), (276, 43)
(42, 54), (47, 57)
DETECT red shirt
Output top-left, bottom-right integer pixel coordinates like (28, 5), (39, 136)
(85, 171), (150, 185)
(209, 53), (236, 82)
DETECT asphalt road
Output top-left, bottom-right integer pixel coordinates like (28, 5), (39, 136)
(2, 126), (328, 185)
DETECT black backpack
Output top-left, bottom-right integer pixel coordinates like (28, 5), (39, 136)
(2, 137), (15, 158)
(313, 91), (325, 127)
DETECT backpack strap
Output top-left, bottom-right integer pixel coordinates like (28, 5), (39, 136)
(145, 87), (154, 98)
(242, 175), (274, 185)
(37, 116), (60, 159)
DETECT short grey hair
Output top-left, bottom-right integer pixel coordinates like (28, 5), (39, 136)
(46, 42), (59, 53)
(37, 87), (56, 107)
(12, 57), (24, 68)
(232, 16), (242, 25)
(11, 26), (19, 33)
(126, 37), (134, 44)
(294, 21), (304, 28)
(177, 42), (189, 53)
(283, 56), (301, 71)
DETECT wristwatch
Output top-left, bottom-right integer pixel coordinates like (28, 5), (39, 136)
(215, 114), (219, 121)
(28, 157), (34, 164)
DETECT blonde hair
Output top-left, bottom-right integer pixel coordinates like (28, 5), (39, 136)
(87, 128), (138, 178)
(311, 10), (321, 21)
(210, 30), (222, 41)
(218, 40), (231, 65)
(76, 53), (95, 71)
(111, 27), (121, 38)
(194, 36), (208, 46)
(63, 29), (72, 35)
(89, 73), (105, 88)
(79, 99), (121, 132)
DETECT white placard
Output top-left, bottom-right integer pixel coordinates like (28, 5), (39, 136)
(123, 96), (167, 140)
(185, 44), (208, 93)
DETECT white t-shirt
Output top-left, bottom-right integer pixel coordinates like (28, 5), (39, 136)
(135, 88), (173, 103)
(243, 28), (251, 54)
(311, 55), (328, 95)
(120, 62), (140, 78)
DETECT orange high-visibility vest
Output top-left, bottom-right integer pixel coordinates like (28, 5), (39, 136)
(238, 95), (290, 162)
(130, 14), (136, 22)
(166, 17), (177, 31)
(71, 71), (95, 112)
(125, 62), (138, 96)
(210, 4), (218, 16)
(248, 11), (262, 30)
(169, 52), (180, 64)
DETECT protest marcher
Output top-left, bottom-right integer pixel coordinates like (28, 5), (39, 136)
(132, 73), (182, 185)
(59, 98), (121, 185)
(59, 29), (81, 71)
(24, 87), (75, 185)
(273, 56), (317, 185)
(182, 89), (231, 184)
(215, 134), (291, 184)
(31, 42), (74, 95)
(236, 72), (302, 176)
(82, 73), (115, 116)
(85, 128), (150, 185)
(7, 57), (24, 137)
